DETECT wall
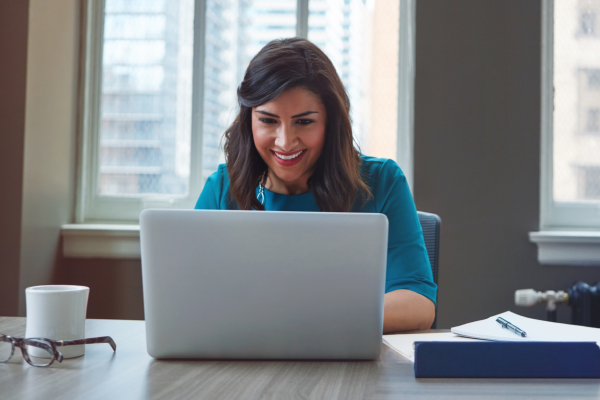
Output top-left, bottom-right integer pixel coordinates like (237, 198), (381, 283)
(18, 0), (80, 315)
(13, 0), (145, 320)
(55, 258), (145, 320)
(413, 0), (600, 328)
(0, 1), (29, 316)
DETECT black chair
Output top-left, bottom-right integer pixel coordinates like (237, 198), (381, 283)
(417, 211), (441, 329)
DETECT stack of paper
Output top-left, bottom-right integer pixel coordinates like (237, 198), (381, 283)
(451, 311), (600, 344)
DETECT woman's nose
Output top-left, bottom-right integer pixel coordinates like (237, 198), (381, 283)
(274, 123), (298, 151)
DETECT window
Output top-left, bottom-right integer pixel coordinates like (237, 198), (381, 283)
(100, 1), (194, 198)
(76, 0), (415, 223)
(540, 0), (600, 229)
(77, 0), (198, 222)
(532, 0), (600, 267)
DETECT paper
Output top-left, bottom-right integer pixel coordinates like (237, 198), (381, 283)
(451, 311), (600, 344)
(382, 332), (479, 362)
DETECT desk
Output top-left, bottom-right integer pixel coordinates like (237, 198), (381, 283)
(0, 317), (598, 399)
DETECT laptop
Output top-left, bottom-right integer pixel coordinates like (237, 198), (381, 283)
(140, 209), (388, 360)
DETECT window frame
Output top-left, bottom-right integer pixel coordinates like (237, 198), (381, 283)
(540, 0), (600, 231)
(74, 0), (416, 226)
(396, 0), (416, 189)
(76, 0), (206, 223)
(530, 0), (600, 268)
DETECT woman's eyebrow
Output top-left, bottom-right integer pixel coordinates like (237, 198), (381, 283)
(291, 111), (318, 118)
(256, 110), (279, 118)
(255, 110), (319, 118)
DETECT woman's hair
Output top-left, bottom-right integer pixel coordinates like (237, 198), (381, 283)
(224, 37), (371, 211)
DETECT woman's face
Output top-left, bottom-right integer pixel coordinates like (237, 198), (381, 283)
(252, 87), (327, 195)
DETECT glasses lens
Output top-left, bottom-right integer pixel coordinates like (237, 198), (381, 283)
(0, 337), (13, 362)
(23, 339), (54, 367)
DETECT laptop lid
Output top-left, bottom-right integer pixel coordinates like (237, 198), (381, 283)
(140, 209), (388, 360)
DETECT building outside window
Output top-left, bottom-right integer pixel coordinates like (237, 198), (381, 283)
(100, 0), (194, 197)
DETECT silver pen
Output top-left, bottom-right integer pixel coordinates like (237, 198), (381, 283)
(496, 317), (527, 337)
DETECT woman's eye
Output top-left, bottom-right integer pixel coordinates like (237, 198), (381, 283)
(259, 118), (277, 124)
(296, 119), (314, 125)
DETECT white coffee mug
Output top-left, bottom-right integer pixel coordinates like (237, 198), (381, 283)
(25, 285), (90, 358)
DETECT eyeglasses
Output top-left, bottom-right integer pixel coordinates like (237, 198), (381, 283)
(0, 333), (116, 367)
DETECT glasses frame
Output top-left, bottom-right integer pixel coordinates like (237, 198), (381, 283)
(0, 334), (116, 367)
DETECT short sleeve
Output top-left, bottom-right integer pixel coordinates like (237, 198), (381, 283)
(194, 165), (225, 210)
(373, 159), (437, 306)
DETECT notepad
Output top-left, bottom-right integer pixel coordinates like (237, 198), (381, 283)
(451, 311), (600, 344)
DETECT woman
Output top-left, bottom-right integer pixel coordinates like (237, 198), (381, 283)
(196, 38), (436, 333)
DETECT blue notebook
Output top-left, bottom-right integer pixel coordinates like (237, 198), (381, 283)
(414, 341), (600, 378)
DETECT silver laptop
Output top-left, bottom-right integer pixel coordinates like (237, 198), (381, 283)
(140, 209), (388, 360)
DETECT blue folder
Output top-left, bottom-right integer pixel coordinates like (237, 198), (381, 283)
(413, 341), (600, 378)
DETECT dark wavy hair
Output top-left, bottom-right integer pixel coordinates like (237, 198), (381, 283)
(224, 38), (371, 211)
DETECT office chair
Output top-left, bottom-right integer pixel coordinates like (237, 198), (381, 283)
(417, 211), (441, 329)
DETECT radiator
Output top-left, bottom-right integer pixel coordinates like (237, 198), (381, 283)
(515, 282), (600, 327)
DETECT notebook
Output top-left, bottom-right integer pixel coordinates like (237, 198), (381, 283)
(140, 209), (388, 360)
(451, 311), (600, 343)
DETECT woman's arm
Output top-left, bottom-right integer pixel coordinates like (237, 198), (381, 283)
(365, 158), (437, 332)
(383, 289), (436, 333)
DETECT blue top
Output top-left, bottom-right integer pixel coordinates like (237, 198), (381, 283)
(195, 155), (437, 305)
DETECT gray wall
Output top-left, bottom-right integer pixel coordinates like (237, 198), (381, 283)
(0, 1), (29, 316)
(414, 0), (600, 328)
(19, 0), (81, 316)
(54, 259), (145, 320)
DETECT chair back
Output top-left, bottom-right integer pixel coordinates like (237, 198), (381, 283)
(417, 211), (441, 328)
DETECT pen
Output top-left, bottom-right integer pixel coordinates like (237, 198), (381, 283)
(496, 317), (527, 337)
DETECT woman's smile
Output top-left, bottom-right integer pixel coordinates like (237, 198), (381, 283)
(272, 149), (306, 166)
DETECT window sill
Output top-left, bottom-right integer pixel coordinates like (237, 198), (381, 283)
(529, 231), (600, 267)
(62, 227), (600, 264)
(61, 224), (140, 259)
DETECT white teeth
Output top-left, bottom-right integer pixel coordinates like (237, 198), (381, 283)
(275, 150), (303, 160)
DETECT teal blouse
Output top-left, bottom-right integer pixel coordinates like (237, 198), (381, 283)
(195, 155), (437, 305)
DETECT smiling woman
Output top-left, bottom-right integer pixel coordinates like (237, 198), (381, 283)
(195, 38), (436, 333)
(221, 38), (371, 212)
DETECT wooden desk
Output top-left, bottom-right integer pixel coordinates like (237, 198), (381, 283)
(0, 317), (598, 399)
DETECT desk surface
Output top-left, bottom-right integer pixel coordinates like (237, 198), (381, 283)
(0, 317), (598, 400)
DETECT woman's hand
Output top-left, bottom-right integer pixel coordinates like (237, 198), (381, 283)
(383, 289), (436, 333)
